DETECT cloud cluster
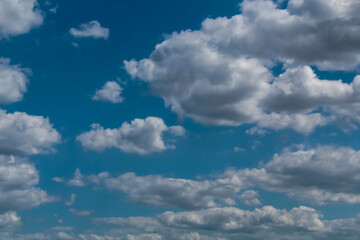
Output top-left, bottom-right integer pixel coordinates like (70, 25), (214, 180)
(92, 81), (124, 103)
(0, 58), (29, 104)
(232, 145), (360, 205)
(67, 145), (360, 207)
(0, 0), (43, 38)
(0, 155), (53, 213)
(125, 0), (360, 133)
(69, 21), (109, 39)
(0, 110), (61, 155)
(103, 172), (242, 209)
(76, 117), (185, 154)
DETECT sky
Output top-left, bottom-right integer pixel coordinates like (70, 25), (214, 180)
(1, 0), (360, 239)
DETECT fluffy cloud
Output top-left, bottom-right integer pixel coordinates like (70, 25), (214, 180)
(125, 0), (360, 133)
(76, 117), (185, 154)
(238, 190), (261, 206)
(0, 58), (29, 104)
(69, 21), (109, 39)
(0, 110), (60, 155)
(0, 155), (53, 213)
(0, 212), (21, 230)
(92, 81), (124, 103)
(103, 172), (242, 209)
(232, 145), (360, 205)
(0, 0), (43, 38)
(68, 169), (86, 187)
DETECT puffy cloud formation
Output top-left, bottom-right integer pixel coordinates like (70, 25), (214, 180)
(0, 155), (53, 213)
(76, 117), (185, 154)
(69, 21), (109, 39)
(103, 172), (242, 209)
(238, 190), (261, 206)
(0, 0), (43, 38)
(0, 58), (29, 104)
(125, 0), (360, 133)
(0, 212), (21, 230)
(232, 145), (360, 205)
(92, 81), (124, 103)
(0, 110), (60, 155)
(68, 145), (360, 207)
(68, 168), (86, 187)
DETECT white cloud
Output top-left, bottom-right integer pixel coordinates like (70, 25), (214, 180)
(76, 117), (185, 154)
(0, 0), (43, 38)
(68, 169), (85, 187)
(0, 58), (29, 104)
(231, 145), (360, 205)
(0, 155), (53, 213)
(125, 0), (360, 133)
(0, 110), (61, 155)
(65, 194), (76, 206)
(92, 81), (124, 103)
(103, 172), (243, 209)
(69, 21), (109, 39)
(0, 212), (21, 230)
(238, 190), (261, 206)
(69, 208), (91, 216)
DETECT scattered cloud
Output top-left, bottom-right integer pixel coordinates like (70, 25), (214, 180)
(68, 169), (86, 187)
(69, 208), (92, 217)
(0, 0), (43, 38)
(69, 21), (109, 39)
(0, 110), (61, 155)
(230, 145), (360, 205)
(238, 190), (261, 206)
(0, 155), (53, 213)
(0, 58), (29, 104)
(76, 117), (185, 154)
(92, 81), (124, 104)
(65, 194), (76, 206)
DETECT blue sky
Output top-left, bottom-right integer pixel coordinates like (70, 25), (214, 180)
(1, 0), (360, 239)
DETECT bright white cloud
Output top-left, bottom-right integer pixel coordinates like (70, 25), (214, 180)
(0, 58), (28, 104)
(231, 145), (360, 205)
(92, 81), (124, 103)
(0, 155), (53, 213)
(76, 117), (185, 154)
(0, 0), (43, 38)
(69, 21), (109, 39)
(125, 0), (360, 133)
(0, 110), (60, 155)
(238, 190), (261, 206)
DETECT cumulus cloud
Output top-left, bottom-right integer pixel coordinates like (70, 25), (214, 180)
(68, 169), (86, 187)
(76, 117), (185, 154)
(103, 172), (242, 209)
(0, 155), (53, 213)
(0, 58), (29, 104)
(92, 81), (124, 103)
(0, 0), (43, 38)
(0, 212), (21, 230)
(231, 145), (360, 205)
(0, 110), (60, 155)
(125, 0), (360, 133)
(69, 21), (109, 39)
(238, 190), (261, 206)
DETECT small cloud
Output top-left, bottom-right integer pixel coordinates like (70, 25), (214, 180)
(65, 194), (76, 206)
(69, 208), (92, 216)
(52, 177), (64, 183)
(246, 127), (268, 136)
(234, 147), (246, 153)
(92, 81), (124, 103)
(69, 21), (109, 39)
(49, 5), (59, 14)
(68, 169), (86, 187)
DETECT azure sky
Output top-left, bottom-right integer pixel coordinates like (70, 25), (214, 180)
(1, 0), (360, 239)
